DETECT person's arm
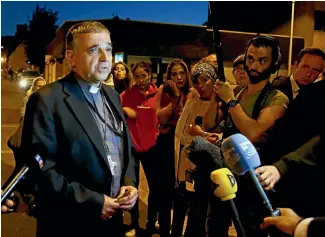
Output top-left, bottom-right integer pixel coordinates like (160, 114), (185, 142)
(273, 135), (320, 176)
(255, 135), (320, 190)
(22, 91), (106, 217)
(215, 81), (289, 143)
(229, 103), (287, 144)
(120, 91), (137, 120)
(156, 85), (179, 125)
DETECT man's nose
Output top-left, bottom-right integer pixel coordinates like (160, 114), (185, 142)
(99, 49), (110, 61)
(251, 62), (258, 70)
(305, 68), (312, 77)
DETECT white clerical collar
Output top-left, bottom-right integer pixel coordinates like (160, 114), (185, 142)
(75, 73), (102, 94)
(89, 86), (100, 94)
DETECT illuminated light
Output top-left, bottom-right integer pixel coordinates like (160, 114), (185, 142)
(19, 79), (27, 88)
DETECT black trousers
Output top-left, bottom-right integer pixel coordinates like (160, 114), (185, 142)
(129, 146), (161, 230)
(155, 130), (176, 237)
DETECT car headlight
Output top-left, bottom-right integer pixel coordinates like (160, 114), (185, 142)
(19, 79), (27, 88)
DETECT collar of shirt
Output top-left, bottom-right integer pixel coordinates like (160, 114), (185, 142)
(290, 74), (300, 94)
(74, 72), (102, 94)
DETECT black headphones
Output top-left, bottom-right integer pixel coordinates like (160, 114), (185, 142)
(244, 35), (282, 74)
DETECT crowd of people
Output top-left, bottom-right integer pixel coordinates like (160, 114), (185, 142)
(2, 21), (325, 237)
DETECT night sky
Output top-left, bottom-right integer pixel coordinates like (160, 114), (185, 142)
(1, 1), (209, 36)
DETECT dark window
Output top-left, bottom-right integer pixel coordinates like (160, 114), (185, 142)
(314, 10), (325, 32)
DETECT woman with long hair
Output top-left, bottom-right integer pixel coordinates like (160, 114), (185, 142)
(110, 61), (134, 94)
(155, 59), (198, 237)
(120, 61), (159, 237)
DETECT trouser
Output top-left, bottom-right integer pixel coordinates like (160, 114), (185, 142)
(155, 130), (176, 237)
(130, 146), (160, 230)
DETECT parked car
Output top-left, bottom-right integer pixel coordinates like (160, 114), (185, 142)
(18, 70), (41, 89)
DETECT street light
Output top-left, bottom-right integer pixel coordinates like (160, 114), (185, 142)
(1, 57), (4, 62)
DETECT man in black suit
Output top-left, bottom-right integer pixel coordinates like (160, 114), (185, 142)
(272, 48), (325, 103)
(21, 21), (138, 237)
(257, 78), (325, 217)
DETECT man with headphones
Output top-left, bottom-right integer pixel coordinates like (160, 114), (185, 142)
(215, 35), (289, 146)
(213, 36), (289, 237)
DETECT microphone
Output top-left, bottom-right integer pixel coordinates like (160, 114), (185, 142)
(186, 136), (224, 172)
(221, 133), (280, 217)
(1, 154), (43, 204)
(211, 168), (247, 237)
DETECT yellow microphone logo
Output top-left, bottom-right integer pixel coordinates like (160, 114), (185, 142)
(211, 168), (238, 201)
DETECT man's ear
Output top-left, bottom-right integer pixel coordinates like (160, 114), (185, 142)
(65, 50), (76, 68)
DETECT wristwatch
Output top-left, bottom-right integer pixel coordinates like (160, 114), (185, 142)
(227, 99), (239, 107)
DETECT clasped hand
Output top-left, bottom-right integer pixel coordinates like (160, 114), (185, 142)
(101, 186), (138, 220)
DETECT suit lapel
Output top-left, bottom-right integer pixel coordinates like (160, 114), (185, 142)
(62, 74), (111, 172)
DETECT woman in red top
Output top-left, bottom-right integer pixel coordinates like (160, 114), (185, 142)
(121, 61), (159, 236)
(155, 59), (198, 237)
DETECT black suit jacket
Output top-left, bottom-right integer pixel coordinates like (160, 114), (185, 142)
(260, 80), (325, 216)
(21, 72), (137, 236)
(308, 217), (325, 237)
(272, 76), (294, 103)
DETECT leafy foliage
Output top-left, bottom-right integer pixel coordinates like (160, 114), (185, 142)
(25, 5), (58, 72)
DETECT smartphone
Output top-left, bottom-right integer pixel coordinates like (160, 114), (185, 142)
(194, 116), (203, 127)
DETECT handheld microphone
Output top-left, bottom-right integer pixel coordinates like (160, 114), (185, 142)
(221, 133), (280, 217)
(186, 136), (224, 172)
(211, 168), (247, 237)
(1, 154), (43, 204)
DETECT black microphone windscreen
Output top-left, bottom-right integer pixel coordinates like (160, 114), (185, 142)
(186, 136), (225, 171)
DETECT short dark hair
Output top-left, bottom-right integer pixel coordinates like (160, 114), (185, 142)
(65, 21), (109, 50)
(233, 54), (245, 69)
(296, 48), (325, 64)
(245, 36), (281, 69)
(132, 61), (152, 75)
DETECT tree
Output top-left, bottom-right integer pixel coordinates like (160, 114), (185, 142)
(25, 5), (58, 72)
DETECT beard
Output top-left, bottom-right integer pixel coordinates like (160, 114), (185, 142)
(247, 68), (272, 84)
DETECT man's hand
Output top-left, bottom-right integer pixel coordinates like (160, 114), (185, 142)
(116, 186), (138, 211)
(164, 80), (180, 97)
(101, 195), (120, 220)
(1, 191), (15, 213)
(214, 80), (236, 104)
(122, 107), (137, 120)
(255, 166), (281, 191)
(260, 208), (302, 235)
